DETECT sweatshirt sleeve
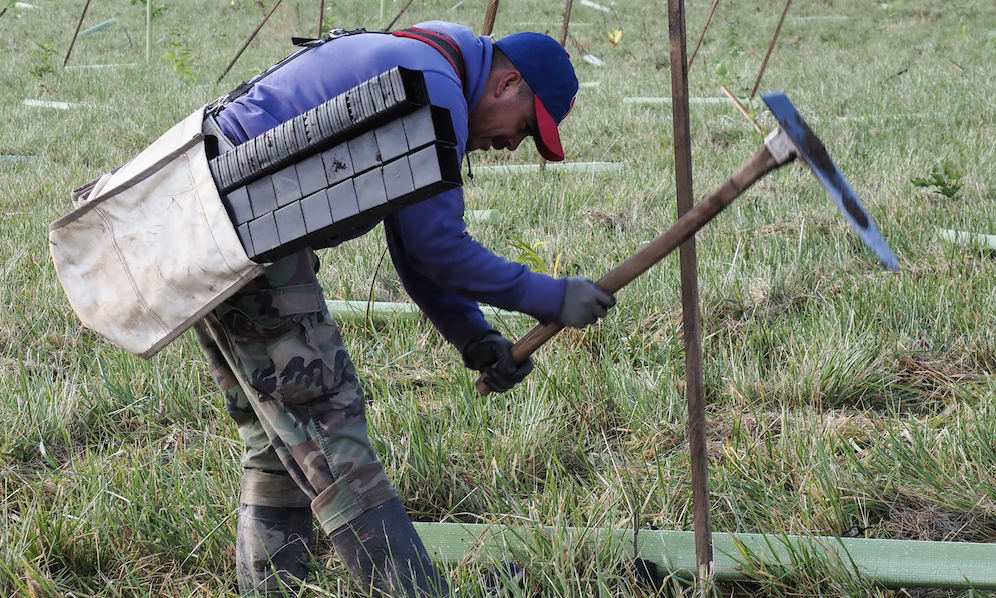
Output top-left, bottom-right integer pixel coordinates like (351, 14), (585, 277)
(384, 187), (567, 353)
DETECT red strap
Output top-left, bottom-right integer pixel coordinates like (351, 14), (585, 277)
(392, 27), (466, 87)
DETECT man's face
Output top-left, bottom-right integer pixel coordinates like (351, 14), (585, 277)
(467, 71), (537, 154)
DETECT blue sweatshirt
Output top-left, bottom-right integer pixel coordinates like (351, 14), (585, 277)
(214, 21), (568, 354)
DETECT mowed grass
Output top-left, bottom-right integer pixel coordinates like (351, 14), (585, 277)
(1, 0), (995, 595)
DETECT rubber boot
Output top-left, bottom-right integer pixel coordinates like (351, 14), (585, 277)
(330, 498), (450, 597)
(236, 504), (314, 596)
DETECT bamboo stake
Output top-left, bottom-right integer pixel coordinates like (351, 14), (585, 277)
(750, 0), (792, 99)
(481, 0), (500, 36)
(384, 0), (416, 32)
(216, 0), (283, 84)
(720, 85), (763, 134)
(63, 0), (92, 68)
(668, 0), (713, 586)
(687, 0), (719, 71)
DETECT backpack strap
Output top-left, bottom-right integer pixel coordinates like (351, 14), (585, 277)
(208, 28), (368, 115)
(210, 26), (468, 116)
(391, 26), (466, 89)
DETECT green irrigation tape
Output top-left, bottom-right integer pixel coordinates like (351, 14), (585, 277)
(77, 18), (117, 37)
(325, 300), (522, 323)
(938, 228), (996, 252)
(623, 96), (732, 105)
(413, 522), (996, 590)
(471, 161), (625, 176)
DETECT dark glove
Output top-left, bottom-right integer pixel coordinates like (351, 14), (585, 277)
(462, 331), (534, 393)
(555, 276), (616, 328)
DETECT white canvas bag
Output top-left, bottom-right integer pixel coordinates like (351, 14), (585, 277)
(49, 106), (264, 358)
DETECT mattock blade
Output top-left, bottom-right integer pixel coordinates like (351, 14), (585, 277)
(762, 90), (900, 271)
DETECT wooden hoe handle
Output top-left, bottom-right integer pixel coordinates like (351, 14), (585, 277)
(476, 142), (786, 395)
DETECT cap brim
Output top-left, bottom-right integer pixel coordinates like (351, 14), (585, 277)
(533, 96), (564, 162)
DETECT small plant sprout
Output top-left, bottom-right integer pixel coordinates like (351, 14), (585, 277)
(509, 235), (562, 275)
(607, 29), (623, 47)
(911, 159), (964, 199)
(130, 0), (167, 19)
(162, 28), (198, 83)
(28, 42), (57, 78)
(321, 13), (337, 32)
(726, 20), (744, 57)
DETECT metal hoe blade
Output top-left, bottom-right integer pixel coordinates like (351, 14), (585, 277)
(761, 91), (899, 270)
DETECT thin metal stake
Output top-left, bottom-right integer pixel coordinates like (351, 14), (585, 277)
(668, 0), (713, 587)
(216, 0), (284, 84)
(64, 0), (92, 68)
(750, 0), (792, 99)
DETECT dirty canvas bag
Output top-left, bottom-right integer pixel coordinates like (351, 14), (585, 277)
(49, 106), (265, 358)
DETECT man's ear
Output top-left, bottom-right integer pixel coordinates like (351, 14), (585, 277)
(493, 69), (524, 98)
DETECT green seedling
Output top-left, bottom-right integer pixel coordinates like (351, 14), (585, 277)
(28, 42), (57, 78)
(911, 159), (964, 199)
(509, 235), (562, 275)
(321, 13), (337, 33)
(130, 0), (167, 19)
(726, 20), (744, 58)
(162, 28), (198, 83)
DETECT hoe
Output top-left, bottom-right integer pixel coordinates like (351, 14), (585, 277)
(476, 90), (899, 395)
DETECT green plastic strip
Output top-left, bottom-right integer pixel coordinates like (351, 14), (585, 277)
(466, 209), (501, 225)
(413, 522), (996, 590)
(472, 161), (625, 176)
(623, 97), (732, 105)
(78, 18), (117, 37)
(938, 228), (996, 252)
(325, 301), (521, 323)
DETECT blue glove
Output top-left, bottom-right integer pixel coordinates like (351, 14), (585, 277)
(462, 331), (534, 393)
(555, 276), (616, 328)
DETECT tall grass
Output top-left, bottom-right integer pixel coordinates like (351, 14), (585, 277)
(2, 0), (995, 595)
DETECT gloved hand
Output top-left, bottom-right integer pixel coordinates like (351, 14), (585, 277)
(462, 331), (534, 393)
(555, 276), (616, 328)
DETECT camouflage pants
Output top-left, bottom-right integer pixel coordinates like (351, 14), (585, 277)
(194, 249), (398, 534)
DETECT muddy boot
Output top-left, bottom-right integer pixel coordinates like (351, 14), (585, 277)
(236, 504), (313, 596)
(330, 498), (450, 597)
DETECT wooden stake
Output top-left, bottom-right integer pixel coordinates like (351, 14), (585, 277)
(481, 0), (500, 36)
(63, 0), (92, 68)
(384, 0), (415, 32)
(687, 0), (719, 71)
(216, 0), (283, 84)
(668, 0), (714, 585)
(750, 0), (792, 99)
(317, 0), (325, 38)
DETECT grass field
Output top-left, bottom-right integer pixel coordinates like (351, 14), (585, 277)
(2, 0), (996, 595)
